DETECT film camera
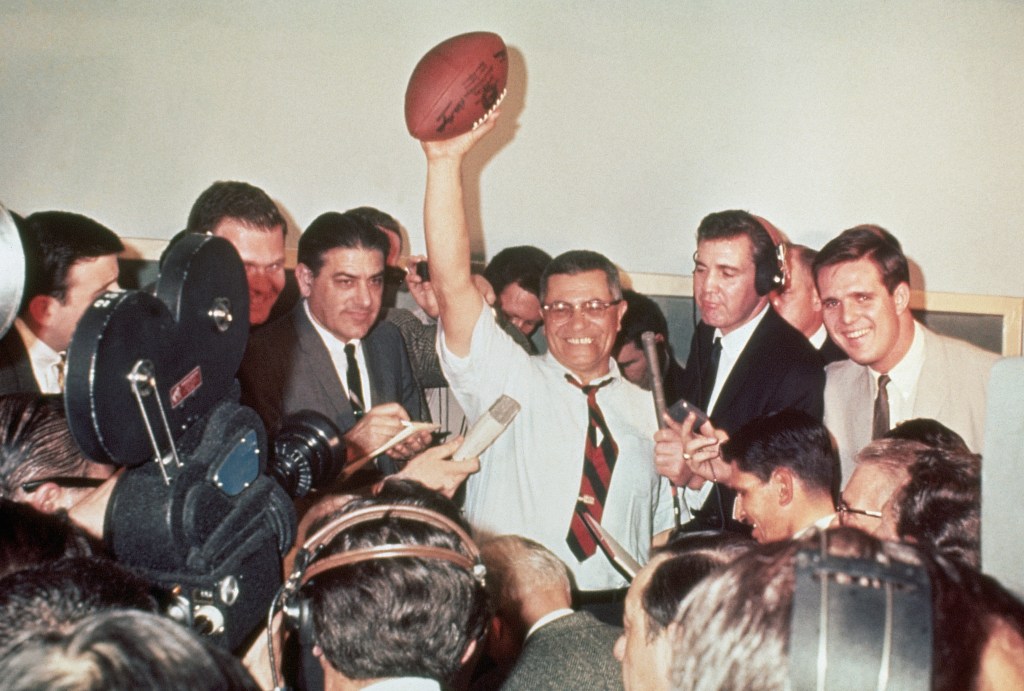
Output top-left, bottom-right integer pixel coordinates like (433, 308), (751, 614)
(63, 232), (344, 651)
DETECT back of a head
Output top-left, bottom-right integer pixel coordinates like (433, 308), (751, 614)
(812, 224), (909, 293)
(298, 211), (390, 275)
(895, 447), (981, 568)
(669, 528), (1001, 691)
(304, 492), (488, 686)
(0, 556), (159, 652)
(186, 180), (285, 235)
(22, 211), (123, 304)
(0, 394), (93, 502)
(616, 289), (669, 350)
(0, 499), (97, 579)
(0, 609), (259, 691)
(539, 249), (621, 303)
(884, 418), (971, 455)
(720, 408), (836, 497)
(483, 245), (553, 298)
(479, 534), (571, 618)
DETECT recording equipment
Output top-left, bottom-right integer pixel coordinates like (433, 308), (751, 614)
(788, 532), (932, 690)
(414, 260), (431, 282)
(668, 398), (712, 431)
(0, 202), (26, 338)
(267, 502), (486, 689)
(642, 331), (668, 429)
(753, 214), (788, 296)
(453, 394), (520, 461)
(269, 411), (347, 499)
(64, 234), (319, 651)
(579, 507), (641, 581)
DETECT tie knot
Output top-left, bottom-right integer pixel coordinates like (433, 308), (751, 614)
(344, 343), (356, 358)
(878, 373), (891, 389)
(565, 374), (613, 397)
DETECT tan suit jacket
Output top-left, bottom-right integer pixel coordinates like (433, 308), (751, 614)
(825, 322), (998, 480)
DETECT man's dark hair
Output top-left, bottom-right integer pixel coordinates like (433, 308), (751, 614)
(539, 249), (622, 303)
(615, 289), (669, 352)
(884, 418), (971, 455)
(720, 409), (836, 496)
(0, 500), (99, 579)
(345, 206), (402, 237)
(483, 245), (552, 299)
(895, 447), (981, 569)
(812, 224), (909, 293)
(642, 532), (752, 641)
(304, 490), (488, 686)
(670, 527), (1014, 691)
(695, 210), (777, 290)
(0, 609), (259, 690)
(298, 212), (390, 276)
(22, 211), (123, 304)
(0, 556), (159, 651)
(185, 181), (285, 236)
(0, 394), (94, 501)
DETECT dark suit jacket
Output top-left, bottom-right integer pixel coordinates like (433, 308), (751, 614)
(676, 308), (825, 534)
(238, 302), (424, 438)
(500, 611), (624, 691)
(0, 328), (40, 396)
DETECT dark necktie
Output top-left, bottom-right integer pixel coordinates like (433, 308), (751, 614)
(344, 343), (365, 414)
(700, 336), (722, 411)
(565, 375), (618, 561)
(872, 374), (891, 439)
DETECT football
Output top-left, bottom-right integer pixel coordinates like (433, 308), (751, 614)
(404, 31), (508, 141)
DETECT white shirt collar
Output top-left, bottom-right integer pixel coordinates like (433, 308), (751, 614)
(869, 320), (925, 424)
(14, 318), (63, 393)
(525, 608), (574, 640)
(809, 324), (828, 349)
(706, 302), (770, 413)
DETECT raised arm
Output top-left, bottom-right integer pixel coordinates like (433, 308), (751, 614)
(421, 115), (499, 356)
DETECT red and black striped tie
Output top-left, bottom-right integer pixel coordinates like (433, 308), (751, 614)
(565, 375), (618, 561)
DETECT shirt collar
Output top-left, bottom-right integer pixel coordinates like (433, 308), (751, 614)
(546, 351), (619, 389)
(870, 319), (924, 400)
(525, 608), (574, 640)
(714, 302), (770, 360)
(304, 299), (361, 349)
(809, 324), (828, 349)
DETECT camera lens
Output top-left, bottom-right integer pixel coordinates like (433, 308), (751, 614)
(269, 411), (346, 497)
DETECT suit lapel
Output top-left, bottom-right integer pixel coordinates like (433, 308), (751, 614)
(911, 324), (948, 421)
(292, 306), (353, 424)
(710, 309), (777, 418)
(362, 325), (390, 408)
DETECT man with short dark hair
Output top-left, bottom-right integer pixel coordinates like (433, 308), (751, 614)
(613, 290), (685, 402)
(420, 116), (673, 591)
(302, 495), (489, 690)
(0, 211), (122, 395)
(483, 245), (552, 344)
(814, 225), (998, 479)
(239, 211), (429, 468)
(186, 181), (290, 327)
(720, 409), (837, 543)
(654, 211), (824, 533)
(770, 244), (846, 364)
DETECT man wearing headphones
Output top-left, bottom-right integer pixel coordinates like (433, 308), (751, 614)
(654, 210), (825, 533)
(291, 490), (489, 691)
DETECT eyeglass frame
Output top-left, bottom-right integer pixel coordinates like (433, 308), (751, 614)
(541, 298), (622, 323)
(836, 498), (883, 522)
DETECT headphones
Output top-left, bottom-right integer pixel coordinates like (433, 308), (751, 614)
(266, 502), (486, 689)
(752, 215), (788, 296)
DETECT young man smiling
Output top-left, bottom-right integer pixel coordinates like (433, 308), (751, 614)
(813, 225), (998, 480)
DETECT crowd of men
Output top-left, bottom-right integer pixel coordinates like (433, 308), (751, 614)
(0, 109), (1020, 690)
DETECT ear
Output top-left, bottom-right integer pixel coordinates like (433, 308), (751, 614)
(295, 263), (314, 298)
(893, 282), (911, 316)
(25, 482), (65, 514)
(27, 294), (58, 328)
(811, 287), (823, 312)
(615, 299), (628, 330)
(772, 468), (794, 507)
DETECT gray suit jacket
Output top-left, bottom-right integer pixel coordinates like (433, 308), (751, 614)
(825, 322), (998, 480)
(0, 328), (40, 396)
(500, 611), (624, 691)
(239, 302), (424, 438)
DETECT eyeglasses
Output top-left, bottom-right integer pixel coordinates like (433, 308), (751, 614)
(836, 499), (883, 522)
(542, 299), (621, 323)
(20, 476), (107, 493)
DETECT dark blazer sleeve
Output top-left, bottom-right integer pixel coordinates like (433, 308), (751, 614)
(0, 329), (41, 396)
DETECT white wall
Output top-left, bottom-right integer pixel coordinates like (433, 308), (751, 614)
(2, 0), (1022, 297)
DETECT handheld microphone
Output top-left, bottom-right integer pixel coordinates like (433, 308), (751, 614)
(641, 331), (668, 429)
(453, 395), (520, 461)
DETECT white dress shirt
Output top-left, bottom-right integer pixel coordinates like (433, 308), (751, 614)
(304, 300), (371, 408)
(706, 303), (770, 415)
(14, 318), (63, 393)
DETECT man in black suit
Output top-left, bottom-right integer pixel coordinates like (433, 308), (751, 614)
(238, 211), (430, 470)
(653, 210), (824, 533)
(770, 243), (846, 365)
(0, 212), (123, 396)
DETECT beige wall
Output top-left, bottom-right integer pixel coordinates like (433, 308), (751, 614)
(2, 1), (1022, 297)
